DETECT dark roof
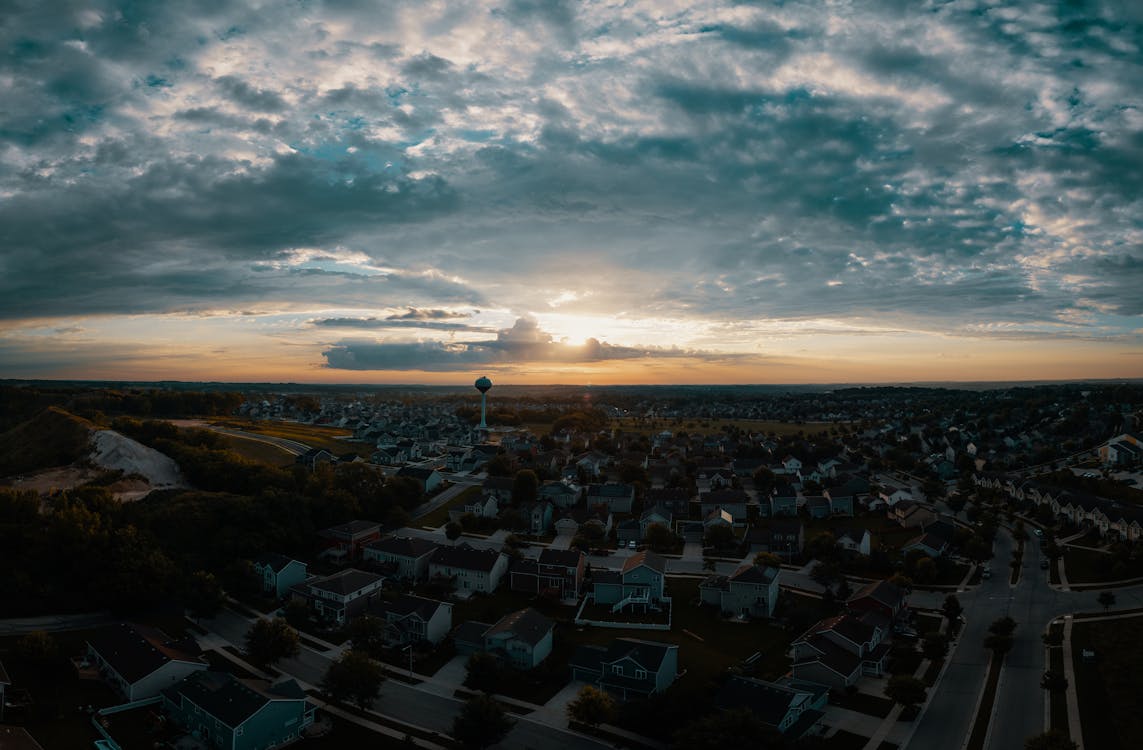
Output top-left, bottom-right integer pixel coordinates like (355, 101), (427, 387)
(809, 614), (876, 646)
(700, 489), (750, 504)
(87, 623), (204, 684)
(453, 621), (492, 647)
(794, 635), (862, 677)
(587, 483), (635, 498)
(715, 676), (808, 727)
(847, 579), (906, 610)
(253, 553), (300, 574)
(904, 533), (948, 552)
(602, 638), (677, 672)
(699, 573), (729, 591)
(538, 548), (584, 568)
(729, 564), (779, 585)
(365, 536), (439, 558)
(322, 519), (382, 539)
(0, 727), (43, 750)
(485, 608), (553, 646)
(164, 671), (302, 728)
(644, 487), (690, 504)
(309, 569), (383, 596)
(397, 466), (437, 480)
(622, 550), (666, 575)
(371, 594), (448, 621)
(430, 543), (503, 573)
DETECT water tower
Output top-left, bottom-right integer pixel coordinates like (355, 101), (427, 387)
(474, 376), (492, 428)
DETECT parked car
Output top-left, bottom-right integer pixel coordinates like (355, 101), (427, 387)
(627, 540), (637, 550)
(982, 568), (993, 579)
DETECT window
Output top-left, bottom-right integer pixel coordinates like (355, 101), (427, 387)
(611, 665), (623, 675)
(635, 669), (647, 680)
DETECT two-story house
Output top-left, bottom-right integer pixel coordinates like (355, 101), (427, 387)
(251, 554), (308, 599)
(590, 551), (668, 614)
(699, 489), (751, 522)
(368, 594), (453, 647)
(744, 520), (804, 560)
(396, 466), (442, 494)
(454, 608), (555, 670)
(86, 623), (208, 701)
(714, 676), (827, 738)
(846, 579), (908, 622)
(570, 638), (679, 702)
(586, 483), (636, 514)
(362, 536), (439, 582)
(509, 548), (586, 601)
(792, 614), (892, 688)
(290, 569), (385, 625)
(318, 520), (383, 564)
(538, 481), (580, 509)
(698, 563), (781, 618)
(428, 544), (508, 594)
(161, 671), (316, 750)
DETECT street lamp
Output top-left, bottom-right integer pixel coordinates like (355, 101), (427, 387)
(403, 643), (414, 675)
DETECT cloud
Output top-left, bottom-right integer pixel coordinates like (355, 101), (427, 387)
(322, 317), (727, 370)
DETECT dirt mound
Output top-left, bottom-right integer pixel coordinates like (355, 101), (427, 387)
(0, 407), (94, 477)
(90, 430), (186, 489)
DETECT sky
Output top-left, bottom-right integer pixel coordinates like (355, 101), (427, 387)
(1, 0), (1142, 385)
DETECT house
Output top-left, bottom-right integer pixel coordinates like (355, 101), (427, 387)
(558, 506), (613, 538)
(586, 483), (636, 514)
(792, 614), (892, 688)
(590, 551), (668, 614)
(428, 544), (509, 594)
(744, 520), (804, 560)
(703, 506), (733, 529)
(643, 487), (691, 516)
(569, 638), (679, 701)
(771, 486), (799, 517)
(482, 476), (515, 502)
(639, 505), (675, 537)
(699, 564), (781, 618)
(454, 608), (555, 670)
(539, 481), (580, 508)
(826, 493), (855, 517)
(835, 528), (872, 557)
(86, 623), (208, 701)
(714, 676), (827, 737)
(362, 536), (439, 582)
(781, 456), (803, 475)
(615, 518), (642, 546)
(805, 495), (831, 519)
(369, 594), (453, 646)
(396, 466), (442, 493)
(319, 520), (383, 563)
(700, 489), (751, 522)
(891, 501), (938, 529)
(847, 579), (908, 622)
(510, 548), (586, 601)
(291, 569), (385, 625)
(251, 554), (307, 599)
(902, 532), (949, 558)
(517, 501), (554, 534)
(296, 447), (335, 471)
(161, 671), (316, 750)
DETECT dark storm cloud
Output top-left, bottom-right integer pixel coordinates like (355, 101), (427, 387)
(1, 0), (1141, 354)
(311, 314), (491, 333)
(322, 317), (718, 370)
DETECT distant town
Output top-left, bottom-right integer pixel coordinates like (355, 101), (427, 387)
(1, 380), (1142, 750)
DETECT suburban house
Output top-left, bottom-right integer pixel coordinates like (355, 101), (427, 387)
(290, 569), (385, 625)
(805, 495), (831, 519)
(792, 614), (892, 688)
(615, 518), (642, 546)
(699, 564), (781, 618)
(835, 528), (872, 557)
(714, 676), (827, 737)
(891, 501), (938, 529)
(482, 476), (515, 502)
(428, 544), (509, 594)
(699, 489), (751, 522)
(586, 483), (636, 514)
(161, 671), (316, 750)
(539, 481), (580, 508)
(251, 554), (308, 599)
(368, 594), (453, 647)
(643, 487), (691, 517)
(556, 506), (613, 538)
(517, 501), (554, 534)
(639, 505), (675, 537)
(454, 608), (555, 670)
(771, 486), (799, 517)
(902, 532), (949, 558)
(847, 580), (908, 622)
(826, 492), (855, 516)
(590, 551), (668, 614)
(510, 548), (586, 601)
(362, 536), (439, 582)
(86, 623), (208, 701)
(570, 638), (679, 701)
(295, 448), (335, 471)
(744, 520), (805, 559)
(450, 493), (499, 521)
(318, 520), (383, 563)
(703, 506), (733, 529)
(395, 466), (442, 493)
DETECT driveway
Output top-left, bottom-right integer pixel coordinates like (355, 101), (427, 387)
(528, 681), (583, 729)
(681, 541), (703, 562)
(551, 532), (574, 550)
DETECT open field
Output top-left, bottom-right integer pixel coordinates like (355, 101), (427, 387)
(208, 418), (375, 455)
(1071, 616), (1143, 749)
(217, 433), (297, 466)
(1063, 546), (1143, 584)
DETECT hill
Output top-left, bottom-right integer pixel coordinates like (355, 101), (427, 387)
(0, 406), (95, 477)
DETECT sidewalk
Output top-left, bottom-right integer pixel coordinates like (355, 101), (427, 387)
(1060, 616), (1083, 750)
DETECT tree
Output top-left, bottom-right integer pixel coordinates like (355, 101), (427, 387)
(984, 616), (1017, 656)
(884, 675), (928, 708)
(445, 521), (463, 542)
(245, 617), (300, 667)
(989, 616), (1017, 637)
(922, 632), (949, 661)
(811, 560), (842, 588)
(511, 470), (539, 505)
(1025, 729), (1078, 750)
(323, 650), (385, 709)
(753, 552), (782, 568)
(644, 522), (677, 553)
(942, 594), (963, 622)
(702, 556), (717, 573)
(463, 651), (501, 694)
(673, 708), (782, 750)
(913, 556), (937, 584)
(184, 570), (225, 620)
(346, 615), (387, 658)
(1098, 591), (1116, 611)
(15, 630), (59, 664)
(704, 524), (736, 551)
(566, 685), (617, 728)
(452, 693), (515, 749)
(1040, 670), (1068, 692)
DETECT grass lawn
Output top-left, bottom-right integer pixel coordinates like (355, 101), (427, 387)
(1070, 617), (1143, 749)
(417, 485), (483, 528)
(210, 418), (375, 455)
(1049, 647), (1068, 733)
(965, 651), (1003, 750)
(218, 433), (295, 466)
(830, 690), (895, 718)
(822, 729), (874, 748)
(1063, 547), (1143, 583)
